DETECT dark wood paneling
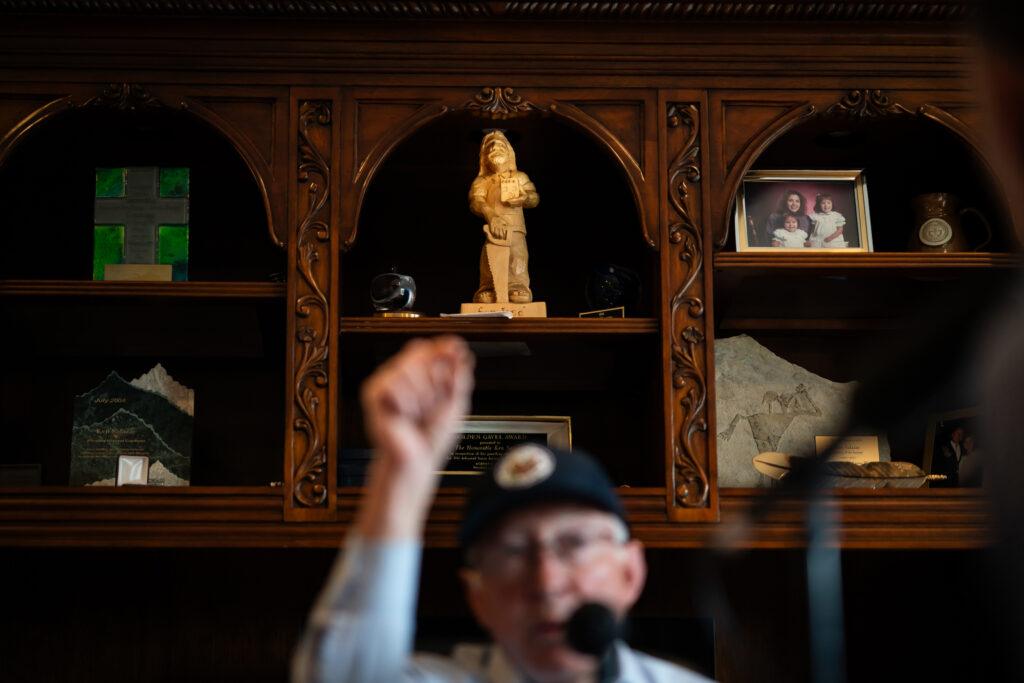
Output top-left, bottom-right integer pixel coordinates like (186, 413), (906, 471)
(0, 488), (989, 549)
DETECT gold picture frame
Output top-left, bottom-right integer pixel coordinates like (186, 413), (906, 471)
(445, 415), (572, 477)
(734, 169), (874, 252)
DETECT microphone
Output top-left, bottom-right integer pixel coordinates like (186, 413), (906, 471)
(566, 602), (620, 657)
(566, 602), (623, 682)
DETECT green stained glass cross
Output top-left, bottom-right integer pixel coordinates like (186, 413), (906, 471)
(93, 167), (190, 281)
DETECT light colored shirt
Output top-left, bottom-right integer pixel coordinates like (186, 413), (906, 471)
(292, 535), (714, 683)
(808, 211), (847, 248)
(772, 228), (808, 248)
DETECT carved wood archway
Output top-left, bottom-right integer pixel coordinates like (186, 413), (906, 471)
(342, 86), (658, 252)
(714, 89), (1007, 251)
(0, 83), (282, 250)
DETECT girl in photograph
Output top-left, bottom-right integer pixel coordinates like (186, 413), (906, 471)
(808, 192), (848, 248)
(771, 213), (809, 248)
(764, 189), (813, 246)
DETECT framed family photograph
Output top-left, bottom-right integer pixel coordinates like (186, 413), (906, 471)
(445, 416), (572, 477)
(923, 408), (981, 487)
(734, 169), (874, 252)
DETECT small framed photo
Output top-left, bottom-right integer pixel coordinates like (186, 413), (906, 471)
(116, 455), (150, 486)
(445, 416), (572, 477)
(923, 408), (981, 487)
(734, 169), (873, 252)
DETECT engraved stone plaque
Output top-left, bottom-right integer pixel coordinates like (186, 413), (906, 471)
(70, 364), (193, 486)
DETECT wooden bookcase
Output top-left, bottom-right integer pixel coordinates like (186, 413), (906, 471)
(0, 2), (1005, 550)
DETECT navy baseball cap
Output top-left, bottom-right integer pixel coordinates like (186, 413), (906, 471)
(458, 444), (629, 551)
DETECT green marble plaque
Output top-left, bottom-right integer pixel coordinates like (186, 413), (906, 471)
(159, 167), (189, 198)
(158, 224), (189, 281)
(95, 167), (126, 198)
(93, 224), (125, 280)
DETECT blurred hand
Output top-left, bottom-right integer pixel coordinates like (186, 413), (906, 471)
(361, 336), (475, 476)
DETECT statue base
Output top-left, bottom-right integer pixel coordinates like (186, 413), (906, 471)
(104, 264), (173, 281)
(373, 310), (422, 318)
(460, 302), (547, 318)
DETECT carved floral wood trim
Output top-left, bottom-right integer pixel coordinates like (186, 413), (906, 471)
(84, 82), (163, 110)
(463, 87), (539, 120)
(0, 1), (977, 21)
(499, 1), (976, 21)
(666, 103), (709, 509)
(823, 89), (915, 119)
(291, 100), (331, 510)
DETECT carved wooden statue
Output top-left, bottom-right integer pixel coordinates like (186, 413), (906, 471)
(469, 130), (539, 304)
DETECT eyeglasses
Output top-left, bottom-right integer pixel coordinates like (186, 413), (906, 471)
(472, 528), (625, 579)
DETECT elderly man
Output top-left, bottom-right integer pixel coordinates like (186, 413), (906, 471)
(292, 336), (710, 682)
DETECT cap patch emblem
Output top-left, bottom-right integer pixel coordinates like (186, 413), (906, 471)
(495, 445), (555, 489)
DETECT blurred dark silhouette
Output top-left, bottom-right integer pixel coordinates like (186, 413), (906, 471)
(974, 1), (1024, 678)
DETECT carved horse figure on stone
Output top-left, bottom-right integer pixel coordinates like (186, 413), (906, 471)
(760, 383), (812, 414)
(719, 384), (822, 453)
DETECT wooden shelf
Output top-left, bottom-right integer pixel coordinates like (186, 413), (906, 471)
(714, 252), (1021, 270)
(0, 486), (987, 549)
(340, 316), (659, 336)
(0, 280), (286, 299)
(704, 488), (989, 550)
(0, 487), (284, 547)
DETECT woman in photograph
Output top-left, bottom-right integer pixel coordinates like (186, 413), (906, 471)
(765, 189), (813, 245)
